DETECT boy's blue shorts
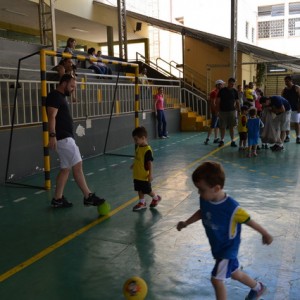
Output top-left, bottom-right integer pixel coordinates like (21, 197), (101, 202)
(211, 258), (239, 280)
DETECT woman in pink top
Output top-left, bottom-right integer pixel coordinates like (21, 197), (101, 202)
(154, 87), (168, 138)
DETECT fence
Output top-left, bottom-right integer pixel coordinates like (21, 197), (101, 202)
(0, 71), (181, 128)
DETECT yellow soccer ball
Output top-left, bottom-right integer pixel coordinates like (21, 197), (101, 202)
(123, 276), (148, 300)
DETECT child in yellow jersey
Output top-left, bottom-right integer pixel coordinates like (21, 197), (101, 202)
(131, 126), (161, 211)
(237, 105), (248, 151)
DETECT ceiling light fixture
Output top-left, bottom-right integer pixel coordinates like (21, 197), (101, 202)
(3, 8), (28, 17)
(72, 27), (89, 33)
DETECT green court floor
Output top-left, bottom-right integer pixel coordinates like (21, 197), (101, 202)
(0, 132), (300, 299)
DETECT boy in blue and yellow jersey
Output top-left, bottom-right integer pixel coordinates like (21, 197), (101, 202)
(131, 126), (161, 211)
(177, 161), (273, 300)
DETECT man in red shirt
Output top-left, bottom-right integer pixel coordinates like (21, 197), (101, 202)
(204, 80), (224, 145)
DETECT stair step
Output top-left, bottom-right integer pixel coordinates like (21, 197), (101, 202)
(181, 110), (210, 132)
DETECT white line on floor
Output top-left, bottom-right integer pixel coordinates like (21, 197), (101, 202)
(13, 197), (27, 203)
(34, 190), (45, 195)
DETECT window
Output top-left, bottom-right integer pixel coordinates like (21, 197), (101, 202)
(258, 4), (284, 17)
(289, 2), (300, 15)
(289, 18), (300, 36)
(252, 28), (255, 42)
(246, 21), (249, 38)
(258, 20), (284, 38)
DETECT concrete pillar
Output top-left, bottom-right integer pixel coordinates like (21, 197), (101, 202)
(107, 26), (114, 57)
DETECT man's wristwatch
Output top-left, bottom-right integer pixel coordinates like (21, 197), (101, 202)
(49, 132), (56, 138)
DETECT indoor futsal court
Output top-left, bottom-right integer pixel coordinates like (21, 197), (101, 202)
(0, 132), (299, 300)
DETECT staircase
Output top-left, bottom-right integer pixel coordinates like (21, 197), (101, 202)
(180, 107), (210, 132)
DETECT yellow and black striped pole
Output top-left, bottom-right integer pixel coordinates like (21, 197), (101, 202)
(135, 66), (140, 128)
(40, 49), (51, 190)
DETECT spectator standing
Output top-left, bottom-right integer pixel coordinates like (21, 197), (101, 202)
(139, 67), (150, 102)
(177, 161), (273, 300)
(244, 82), (256, 108)
(139, 67), (149, 85)
(282, 75), (300, 144)
(254, 88), (263, 117)
(237, 84), (245, 107)
(204, 80), (223, 145)
(260, 97), (280, 149)
(259, 96), (291, 151)
(216, 77), (240, 147)
(131, 126), (161, 211)
(154, 87), (168, 139)
(246, 108), (264, 157)
(46, 74), (105, 208)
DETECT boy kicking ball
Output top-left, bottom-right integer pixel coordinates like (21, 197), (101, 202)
(131, 126), (161, 211)
(177, 161), (273, 300)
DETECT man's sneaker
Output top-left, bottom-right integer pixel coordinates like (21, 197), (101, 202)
(231, 141), (237, 147)
(51, 196), (73, 208)
(204, 138), (209, 145)
(133, 202), (147, 211)
(296, 137), (300, 144)
(213, 138), (220, 143)
(270, 144), (278, 151)
(84, 193), (105, 206)
(273, 145), (284, 152)
(150, 195), (162, 208)
(284, 136), (290, 142)
(245, 282), (267, 300)
(265, 144), (269, 149)
(218, 141), (224, 147)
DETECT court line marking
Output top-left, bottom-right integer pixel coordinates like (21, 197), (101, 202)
(13, 197), (27, 203)
(0, 194), (139, 283)
(0, 139), (227, 283)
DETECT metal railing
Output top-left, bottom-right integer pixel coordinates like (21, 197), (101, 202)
(181, 88), (208, 119)
(0, 69), (181, 128)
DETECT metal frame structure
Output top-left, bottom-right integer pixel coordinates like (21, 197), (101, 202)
(117, 0), (128, 60)
(5, 49), (139, 190)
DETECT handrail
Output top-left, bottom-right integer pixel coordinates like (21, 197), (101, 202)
(156, 57), (183, 78)
(134, 52), (209, 108)
(181, 87), (208, 120)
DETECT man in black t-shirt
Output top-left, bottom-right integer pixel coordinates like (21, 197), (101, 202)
(216, 77), (240, 147)
(282, 75), (300, 144)
(46, 74), (105, 208)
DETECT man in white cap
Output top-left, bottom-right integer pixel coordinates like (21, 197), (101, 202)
(204, 79), (225, 145)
